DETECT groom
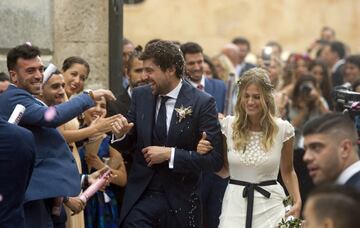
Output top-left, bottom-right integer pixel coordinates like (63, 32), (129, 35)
(111, 40), (223, 228)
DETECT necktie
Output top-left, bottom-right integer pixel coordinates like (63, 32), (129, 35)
(153, 96), (170, 146)
(197, 84), (204, 90)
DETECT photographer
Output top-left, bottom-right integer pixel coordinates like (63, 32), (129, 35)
(289, 75), (330, 148)
(288, 75), (330, 204)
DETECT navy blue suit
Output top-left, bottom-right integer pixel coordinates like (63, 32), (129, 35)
(113, 81), (223, 228)
(0, 85), (95, 227)
(204, 78), (226, 113)
(345, 171), (360, 191)
(332, 63), (345, 87)
(0, 118), (35, 228)
(238, 62), (255, 77)
(202, 78), (228, 228)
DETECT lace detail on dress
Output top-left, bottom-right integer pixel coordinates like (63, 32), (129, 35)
(234, 131), (269, 166)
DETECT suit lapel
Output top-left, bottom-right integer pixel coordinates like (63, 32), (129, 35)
(167, 82), (194, 146)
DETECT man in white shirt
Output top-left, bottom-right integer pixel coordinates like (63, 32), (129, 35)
(303, 113), (360, 190)
(180, 42), (226, 114)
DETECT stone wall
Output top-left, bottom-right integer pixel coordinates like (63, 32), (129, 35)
(124, 0), (360, 57)
(0, 0), (108, 90)
(53, 0), (108, 90)
(0, 0), (53, 73)
(1, 0), (359, 89)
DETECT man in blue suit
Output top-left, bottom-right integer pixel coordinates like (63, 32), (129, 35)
(303, 113), (360, 191)
(0, 118), (35, 228)
(180, 41), (228, 228)
(0, 43), (116, 227)
(111, 40), (223, 228)
(180, 42), (226, 114)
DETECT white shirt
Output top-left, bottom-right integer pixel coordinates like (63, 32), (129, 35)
(188, 76), (205, 91)
(235, 62), (246, 79)
(336, 160), (360, 184)
(127, 86), (132, 98)
(156, 80), (182, 168)
(155, 80), (182, 133)
(332, 59), (345, 73)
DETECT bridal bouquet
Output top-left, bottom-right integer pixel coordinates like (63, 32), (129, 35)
(277, 196), (303, 228)
(278, 217), (302, 228)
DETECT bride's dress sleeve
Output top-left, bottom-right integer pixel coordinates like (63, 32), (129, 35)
(220, 115), (233, 137)
(282, 120), (295, 142)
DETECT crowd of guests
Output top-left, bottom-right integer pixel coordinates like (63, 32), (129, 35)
(0, 26), (360, 228)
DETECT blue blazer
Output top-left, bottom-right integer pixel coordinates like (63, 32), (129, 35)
(113, 81), (223, 228)
(204, 78), (226, 113)
(345, 171), (360, 191)
(0, 85), (94, 202)
(0, 118), (35, 228)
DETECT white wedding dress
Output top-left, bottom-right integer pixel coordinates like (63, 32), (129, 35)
(218, 116), (294, 228)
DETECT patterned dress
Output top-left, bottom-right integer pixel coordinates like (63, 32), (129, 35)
(79, 136), (119, 228)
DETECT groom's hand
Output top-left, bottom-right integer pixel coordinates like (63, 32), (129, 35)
(142, 146), (171, 167)
(111, 114), (134, 138)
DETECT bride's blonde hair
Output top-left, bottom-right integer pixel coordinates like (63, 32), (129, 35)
(232, 68), (278, 151)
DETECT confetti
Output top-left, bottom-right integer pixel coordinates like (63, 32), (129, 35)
(44, 106), (56, 121)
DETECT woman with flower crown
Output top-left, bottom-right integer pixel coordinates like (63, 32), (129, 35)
(198, 67), (301, 228)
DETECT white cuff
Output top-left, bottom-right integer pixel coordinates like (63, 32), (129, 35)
(111, 133), (126, 144)
(168, 148), (175, 169)
(80, 174), (85, 187)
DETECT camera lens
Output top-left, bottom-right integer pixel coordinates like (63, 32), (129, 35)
(300, 83), (312, 95)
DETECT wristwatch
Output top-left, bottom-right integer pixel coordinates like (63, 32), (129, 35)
(63, 196), (69, 203)
(83, 89), (95, 101)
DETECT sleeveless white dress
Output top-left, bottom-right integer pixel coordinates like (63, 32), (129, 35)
(218, 116), (294, 228)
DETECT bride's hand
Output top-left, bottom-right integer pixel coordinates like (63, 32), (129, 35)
(196, 132), (213, 155)
(285, 202), (301, 218)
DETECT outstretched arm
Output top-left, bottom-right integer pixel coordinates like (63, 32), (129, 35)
(59, 115), (121, 144)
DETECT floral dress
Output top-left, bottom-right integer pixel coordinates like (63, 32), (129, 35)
(79, 136), (119, 228)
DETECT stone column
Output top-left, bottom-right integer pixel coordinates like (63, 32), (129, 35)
(0, 0), (53, 73)
(53, 0), (109, 89)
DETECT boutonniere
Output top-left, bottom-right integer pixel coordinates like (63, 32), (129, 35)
(175, 105), (192, 123)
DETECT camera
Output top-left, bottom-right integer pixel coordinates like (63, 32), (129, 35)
(332, 87), (360, 112)
(333, 87), (360, 151)
(316, 39), (328, 45)
(300, 82), (313, 96)
(261, 46), (272, 67)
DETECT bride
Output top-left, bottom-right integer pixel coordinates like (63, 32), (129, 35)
(198, 68), (301, 228)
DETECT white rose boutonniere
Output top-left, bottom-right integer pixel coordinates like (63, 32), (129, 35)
(175, 105), (192, 123)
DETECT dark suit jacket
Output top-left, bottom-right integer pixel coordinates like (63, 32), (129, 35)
(113, 81), (223, 228)
(345, 170), (360, 191)
(204, 78), (226, 113)
(0, 85), (94, 202)
(107, 87), (131, 117)
(238, 62), (256, 77)
(332, 62), (345, 87)
(0, 118), (35, 228)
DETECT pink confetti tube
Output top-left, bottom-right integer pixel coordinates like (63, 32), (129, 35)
(79, 169), (111, 202)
